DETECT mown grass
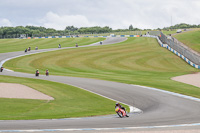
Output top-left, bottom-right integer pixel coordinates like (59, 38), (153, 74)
(0, 75), (125, 120)
(173, 29), (200, 52)
(0, 37), (105, 53)
(4, 37), (200, 99)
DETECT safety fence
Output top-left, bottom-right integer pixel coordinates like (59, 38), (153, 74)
(144, 31), (200, 69)
(21, 35), (141, 39)
(0, 31), (143, 39)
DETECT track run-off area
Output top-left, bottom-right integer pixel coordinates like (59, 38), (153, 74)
(0, 37), (200, 132)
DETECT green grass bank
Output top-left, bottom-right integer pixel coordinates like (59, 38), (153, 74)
(0, 75), (125, 120)
(173, 29), (200, 52)
(4, 37), (200, 98)
(0, 37), (105, 53)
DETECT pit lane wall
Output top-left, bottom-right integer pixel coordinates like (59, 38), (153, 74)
(143, 35), (200, 69)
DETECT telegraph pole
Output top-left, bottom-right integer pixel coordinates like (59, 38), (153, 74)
(171, 15), (172, 31)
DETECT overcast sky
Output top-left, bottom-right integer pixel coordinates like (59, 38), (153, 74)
(0, 0), (199, 30)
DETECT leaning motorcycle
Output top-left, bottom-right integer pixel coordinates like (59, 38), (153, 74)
(115, 107), (129, 118)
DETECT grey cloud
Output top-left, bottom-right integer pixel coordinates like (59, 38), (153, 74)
(0, 0), (199, 29)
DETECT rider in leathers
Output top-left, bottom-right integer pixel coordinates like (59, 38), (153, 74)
(115, 103), (129, 117)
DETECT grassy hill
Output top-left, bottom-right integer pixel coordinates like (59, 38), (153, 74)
(4, 37), (200, 98)
(173, 29), (200, 53)
(0, 37), (105, 53)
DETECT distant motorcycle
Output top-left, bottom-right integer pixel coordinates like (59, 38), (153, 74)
(35, 70), (39, 76)
(0, 67), (3, 72)
(28, 47), (31, 51)
(46, 70), (49, 76)
(115, 107), (129, 118)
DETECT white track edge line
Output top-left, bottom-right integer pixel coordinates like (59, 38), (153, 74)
(0, 123), (200, 132)
(131, 84), (200, 102)
(59, 83), (142, 113)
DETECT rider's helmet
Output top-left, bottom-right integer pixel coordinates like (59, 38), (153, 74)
(116, 103), (119, 106)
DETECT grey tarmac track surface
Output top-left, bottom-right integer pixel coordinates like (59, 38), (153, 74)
(0, 37), (200, 132)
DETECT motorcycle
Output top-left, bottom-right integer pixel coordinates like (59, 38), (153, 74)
(115, 107), (129, 118)
(0, 67), (3, 72)
(35, 70), (39, 76)
(46, 70), (49, 76)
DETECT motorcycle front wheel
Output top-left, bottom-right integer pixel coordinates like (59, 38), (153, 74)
(117, 112), (123, 118)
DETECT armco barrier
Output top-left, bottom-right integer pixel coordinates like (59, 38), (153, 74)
(143, 35), (200, 69)
(30, 35), (141, 39)
(149, 31), (200, 66)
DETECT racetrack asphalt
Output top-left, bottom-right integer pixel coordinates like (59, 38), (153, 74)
(0, 37), (200, 132)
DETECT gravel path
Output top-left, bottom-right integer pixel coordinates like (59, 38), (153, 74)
(172, 72), (200, 88)
(0, 83), (54, 100)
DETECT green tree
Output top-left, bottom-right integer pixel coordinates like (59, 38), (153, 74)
(129, 24), (133, 30)
(65, 26), (78, 32)
(0, 28), (3, 35)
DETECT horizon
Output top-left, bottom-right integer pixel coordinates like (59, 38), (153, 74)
(1, 23), (199, 31)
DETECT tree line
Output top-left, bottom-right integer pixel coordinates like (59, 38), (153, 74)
(162, 23), (200, 30)
(0, 23), (199, 38)
(0, 25), (141, 38)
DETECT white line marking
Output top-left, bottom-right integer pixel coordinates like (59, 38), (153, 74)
(0, 123), (200, 132)
(60, 82), (142, 113)
(132, 84), (200, 102)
